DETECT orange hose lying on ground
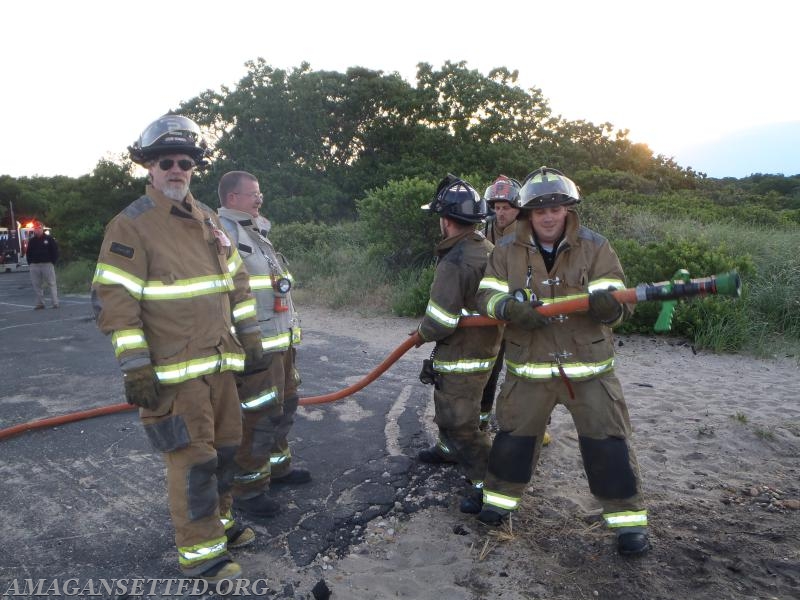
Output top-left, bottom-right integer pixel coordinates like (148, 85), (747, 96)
(0, 334), (429, 441)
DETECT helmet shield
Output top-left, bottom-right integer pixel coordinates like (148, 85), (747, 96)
(484, 175), (521, 206)
(129, 114), (209, 166)
(518, 167), (580, 210)
(422, 175), (486, 224)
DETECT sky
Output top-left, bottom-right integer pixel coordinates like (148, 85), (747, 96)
(1, 0), (798, 180)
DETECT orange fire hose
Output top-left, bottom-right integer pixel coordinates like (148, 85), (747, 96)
(0, 271), (739, 442)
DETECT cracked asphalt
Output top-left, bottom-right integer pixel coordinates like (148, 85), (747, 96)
(0, 271), (460, 598)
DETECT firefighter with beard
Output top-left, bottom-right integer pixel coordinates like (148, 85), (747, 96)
(217, 171), (310, 521)
(475, 167), (649, 556)
(92, 115), (269, 583)
(416, 174), (503, 514)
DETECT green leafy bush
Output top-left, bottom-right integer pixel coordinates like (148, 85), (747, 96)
(391, 264), (435, 316)
(356, 177), (441, 269)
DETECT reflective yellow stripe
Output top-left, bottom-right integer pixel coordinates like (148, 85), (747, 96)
(233, 462), (270, 484)
(291, 328), (302, 344)
(604, 510), (648, 528)
(227, 250), (243, 274)
(486, 292), (511, 319)
(111, 328), (148, 357)
(479, 277), (509, 293)
(154, 352), (245, 384)
(142, 274), (234, 300)
(483, 490), (519, 510)
(233, 298), (257, 321)
(426, 300), (460, 327)
(588, 278), (625, 293)
(93, 263), (145, 299)
(178, 535), (228, 566)
(219, 510), (235, 531)
(262, 332), (292, 352)
(241, 387), (278, 411)
(433, 357), (496, 374)
(249, 275), (272, 290)
(270, 448), (290, 465)
(506, 357), (614, 380)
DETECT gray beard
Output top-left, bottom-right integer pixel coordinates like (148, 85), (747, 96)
(161, 181), (190, 202)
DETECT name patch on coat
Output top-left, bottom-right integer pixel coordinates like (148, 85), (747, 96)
(110, 242), (135, 259)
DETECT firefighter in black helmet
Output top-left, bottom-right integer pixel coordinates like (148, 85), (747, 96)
(415, 174), (503, 514)
(93, 114), (267, 584)
(475, 167), (650, 556)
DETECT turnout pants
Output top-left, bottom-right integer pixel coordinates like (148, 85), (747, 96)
(433, 370), (493, 484)
(484, 373), (647, 532)
(139, 371), (242, 575)
(233, 348), (300, 497)
(29, 262), (58, 306)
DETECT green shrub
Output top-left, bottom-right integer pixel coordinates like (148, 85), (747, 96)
(357, 177), (441, 269)
(391, 264), (435, 316)
(57, 259), (96, 294)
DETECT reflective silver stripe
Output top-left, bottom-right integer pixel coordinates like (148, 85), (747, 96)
(241, 387), (278, 410)
(155, 353), (245, 384)
(262, 332), (292, 351)
(111, 329), (148, 356)
(604, 510), (648, 528)
(483, 490), (518, 510)
(142, 275), (234, 300)
(479, 277), (509, 293)
(507, 357), (614, 380)
(460, 308), (481, 316)
(93, 264), (145, 299)
(588, 278), (625, 293)
(426, 300), (460, 327)
(233, 298), (257, 320)
(178, 536), (228, 566)
(219, 510), (234, 530)
(434, 357), (495, 374)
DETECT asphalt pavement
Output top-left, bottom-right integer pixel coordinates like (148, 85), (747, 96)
(0, 271), (457, 599)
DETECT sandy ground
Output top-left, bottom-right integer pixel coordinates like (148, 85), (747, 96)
(301, 306), (800, 600)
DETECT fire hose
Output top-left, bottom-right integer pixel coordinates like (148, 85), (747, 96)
(0, 270), (740, 442)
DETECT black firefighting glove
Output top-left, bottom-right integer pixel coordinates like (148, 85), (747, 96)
(122, 364), (160, 410)
(503, 299), (549, 330)
(239, 331), (273, 374)
(587, 288), (623, 324)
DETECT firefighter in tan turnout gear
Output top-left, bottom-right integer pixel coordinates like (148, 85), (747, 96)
(475, 167), (650, 556)
(217, 171), (310, 520)
(92, 115), (269, 583)
(416, 174), (503, 513)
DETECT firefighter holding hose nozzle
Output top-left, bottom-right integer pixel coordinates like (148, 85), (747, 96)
(475, 166), (650, 556)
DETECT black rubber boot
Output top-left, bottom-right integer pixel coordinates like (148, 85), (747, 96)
(476, 507), (506, 525)
(271, 468), (312, 485)
(417, 445), (457, 465)
(233, 493), (280, 518)
(617, 532), (651, 556)
(459, 489), (483, 514)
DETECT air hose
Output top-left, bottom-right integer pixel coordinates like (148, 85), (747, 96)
(0, 271), (740, 442)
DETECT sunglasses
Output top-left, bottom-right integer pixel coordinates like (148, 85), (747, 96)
(157, 158), (195, 171)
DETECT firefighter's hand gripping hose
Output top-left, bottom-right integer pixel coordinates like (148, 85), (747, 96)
(0, 271), (740, 442)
